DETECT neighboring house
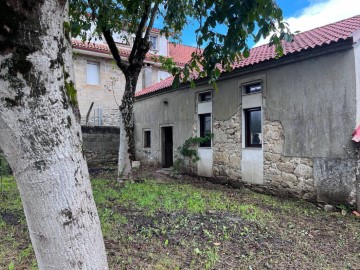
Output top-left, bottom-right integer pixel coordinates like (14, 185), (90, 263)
(72, 28), (172, 126)
(133, 15), (360, 205)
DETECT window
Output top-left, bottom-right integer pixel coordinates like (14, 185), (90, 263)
(198, 92), (212, 102)
(199, 113), (211, 147)
(245, 107), (262, 147)
(245, 83), (261, 94)
(149, 36), (157, 50)
(87, 62), (100, 85)
(158, 71), (170, 82)
(144, 130), (151, 148)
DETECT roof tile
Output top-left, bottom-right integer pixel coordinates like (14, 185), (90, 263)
(135, 76), (174, 97)
(137, 15), (360, 97)
(168, 43), (199, 66)
(71, 39), (155, 61)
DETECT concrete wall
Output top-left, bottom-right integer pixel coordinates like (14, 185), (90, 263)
(354, 36), (360, 125)
(266, 50), (357, 159)
(81, 126), (120, 170)
(134, 84), (214, 167)
(134, 46), (358, 205)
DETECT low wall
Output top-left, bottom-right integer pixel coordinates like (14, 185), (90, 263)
(81, 126), (120, 170)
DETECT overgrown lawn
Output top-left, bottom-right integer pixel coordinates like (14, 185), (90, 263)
(1, 173), (359, 269)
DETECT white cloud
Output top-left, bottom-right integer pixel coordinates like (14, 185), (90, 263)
(254, 0), (360, 47)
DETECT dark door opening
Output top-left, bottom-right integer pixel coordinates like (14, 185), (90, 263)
(161, 126), (173, 168)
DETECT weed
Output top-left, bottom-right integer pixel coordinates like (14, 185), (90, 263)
(240, 226), (250, 236)
(1, 174), (360, 270)
(205, 247), (219, 269)
(18, 244), (33, 260)
(153, 256), (180, 270)
(0, 156), (11, 197)
(222, 225), (230, 240)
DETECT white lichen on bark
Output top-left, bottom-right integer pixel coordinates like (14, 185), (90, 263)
(0, 1), (108, 269)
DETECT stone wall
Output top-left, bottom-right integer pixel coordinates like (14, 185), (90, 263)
(85, 108), (120, 127)
(212, 112), (242, 180)
(74, 54), (129, 127)
(81, 126), (120, 170)
(74, 53), (168, 127)
(210, 117), (318, 201)
(263, 121), (316, 200)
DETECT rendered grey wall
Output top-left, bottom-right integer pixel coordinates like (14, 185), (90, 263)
(134, 84), (214, 164)
(212, 79), (239, 120)
(266, 50), (357, 159)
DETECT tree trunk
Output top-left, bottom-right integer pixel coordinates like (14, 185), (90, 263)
(357, 173), (360, 212)
(0, 1), (108, 269)
(118, 73), (139, 179)
(357, 148), (360, 212)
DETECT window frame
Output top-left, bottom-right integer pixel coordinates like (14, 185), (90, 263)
(143, 130), (151, 148)
(149, 35), (158, 50)
(244, 107), (262, 148)
(86, 61), (100, 85)
(199, 113), (212, 147)
(243, 82), (262, 95)
(198, 91), (212, 103)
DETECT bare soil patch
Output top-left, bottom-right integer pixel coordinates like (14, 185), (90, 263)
(0, 170), (359, 269)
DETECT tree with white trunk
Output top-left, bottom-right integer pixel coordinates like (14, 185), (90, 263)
(70, 0), (291, 179)
(0, 0), (289, 267)
(0, 0), (108, 269)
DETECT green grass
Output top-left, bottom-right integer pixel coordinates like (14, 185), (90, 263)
(92, 179), (271, 222)
(1, 175), (360, 269)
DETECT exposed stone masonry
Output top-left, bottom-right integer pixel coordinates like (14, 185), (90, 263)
(81, 126), (120, 170)
(213, 112), (242, 180)
(263, 121), (316, 200)
(83, 108), (120, 127)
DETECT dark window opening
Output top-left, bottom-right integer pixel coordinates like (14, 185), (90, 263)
(245, 83), (261, 94)
(149, 36), (157, 50)
(245, 108), (262, 147)
(144, 130), (151, 148)
(199, 113), (212, 147)
(198, 92), (212, 102)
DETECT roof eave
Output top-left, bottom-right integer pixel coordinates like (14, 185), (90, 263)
(135, 38), (354, 101)
(73, 47), (163, 66)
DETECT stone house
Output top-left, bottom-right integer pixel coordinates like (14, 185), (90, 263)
(133, 16), (360, 205)
(72, 29), (196, 126)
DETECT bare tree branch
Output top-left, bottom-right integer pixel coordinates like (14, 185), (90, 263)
(102, 29), (129, 73)
(129, 1), (151, 65)
(144, 2), (160, 41)
(92, 0), (129, 73)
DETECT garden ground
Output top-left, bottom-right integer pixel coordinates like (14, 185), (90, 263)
(0, 169), (359, 269)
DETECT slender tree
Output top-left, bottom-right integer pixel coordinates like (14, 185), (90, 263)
(0, 0), (108, 268)
(71, 0), (290, 179)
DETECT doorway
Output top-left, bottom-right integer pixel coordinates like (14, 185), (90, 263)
(161, 126), (173, 168)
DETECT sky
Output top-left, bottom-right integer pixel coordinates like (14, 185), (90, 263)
(166, 0), (360, 48)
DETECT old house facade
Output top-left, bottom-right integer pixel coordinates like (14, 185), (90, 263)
(72, 29), (172, 126)
(133, 16), (360, 205)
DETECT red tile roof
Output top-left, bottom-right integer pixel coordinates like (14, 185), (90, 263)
(135, 76), (174, 97)
(136, 15), (360, 97)
(233, 15), (360, 69)
(168, 43), (199, 66)
(71, 39), (156, 61)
